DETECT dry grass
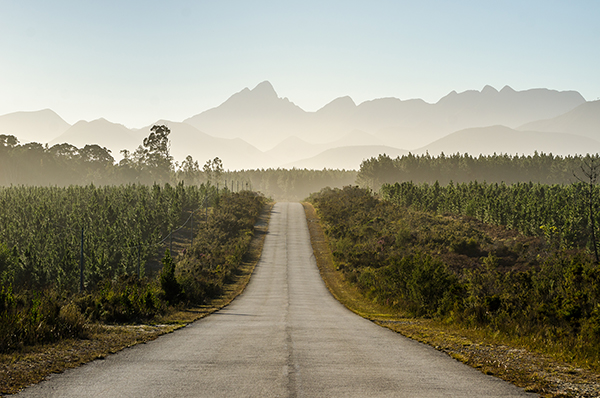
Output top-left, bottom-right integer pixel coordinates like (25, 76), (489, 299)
(0, 203), (273, 396)
(303, 201), (600, 398)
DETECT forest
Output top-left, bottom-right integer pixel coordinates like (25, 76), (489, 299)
(0, 132), (355, 201)
(356, 152), (598, 191)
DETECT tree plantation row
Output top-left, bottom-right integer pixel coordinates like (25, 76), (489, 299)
(0, 184), (266, 352)
(0, 183), (212, 290)
(380, 180), (599, 255)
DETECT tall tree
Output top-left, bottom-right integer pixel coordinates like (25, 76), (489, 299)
(180, 155), (200, 185)
(138, 125), (173, 182)
(574, 156), (600, 263)
(203, 157), (224, 186)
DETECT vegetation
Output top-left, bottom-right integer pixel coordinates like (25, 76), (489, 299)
(357, 152), (599, 191)
(309, 185), (600, 369)
(0, 183), (266, 353)
(175, 191), (266, 304)
(380, 180), (598, 253)
(0, 133), (355, 200)
(0, 183), (210, 290)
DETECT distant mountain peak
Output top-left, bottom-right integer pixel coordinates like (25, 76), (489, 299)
(500, 85), (515, 93)
(317, 96), (357, 115)
(482, 85), (498, 95)
(220, 81), (280, 107)
(251, 81), (278, 98)
(332, 96), (356, 107)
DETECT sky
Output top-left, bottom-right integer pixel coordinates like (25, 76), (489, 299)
(1, 1), (599, 128)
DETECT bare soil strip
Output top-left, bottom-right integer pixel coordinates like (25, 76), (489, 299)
(0, 203), (273, 396)
(302, 202), (600, 398)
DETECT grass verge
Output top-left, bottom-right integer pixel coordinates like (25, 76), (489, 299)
(0, 202), (273, 396)
(303, 201), (600, 398)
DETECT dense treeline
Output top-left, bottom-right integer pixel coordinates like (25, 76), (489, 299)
(0, 133), (355, 200)
(310, 186), (600, 366)
(0, 127), (179, 186)
(0, 185), (266, 352)
(357, 152), (599, 191)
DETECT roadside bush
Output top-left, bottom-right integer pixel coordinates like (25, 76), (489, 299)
(176, 191), (266, 305)
(160, 250), (183, 304)
(0, 286), (88, 353)
(81, 275), (164, 323)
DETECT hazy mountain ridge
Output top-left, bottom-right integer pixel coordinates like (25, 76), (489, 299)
(2, 82), (599, 171)
(49, 118), (140, 155)
(184, 81), (586, 150)
(416, 125), (600, 157)
(0, 109), (71, 143)
(517, 100), (600, 140)
(266, 130), (384, 165)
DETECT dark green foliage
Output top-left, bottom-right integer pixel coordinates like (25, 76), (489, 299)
(310, 186), (600, 365)
(176, 191), (266, 305)
(0, 184), (265, 352)
(160, 250), (182, 304)
(0, 183), (211, 291)
(80, 276), (164, 323)
(310, 186), (462, 317)
(380, 181), (593, 250)
(0, 286), (87, 353)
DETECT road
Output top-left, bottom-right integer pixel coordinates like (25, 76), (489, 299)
(13, 202), (535, 397)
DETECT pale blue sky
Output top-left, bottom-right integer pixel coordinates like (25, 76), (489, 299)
(1, 1), (599, 128)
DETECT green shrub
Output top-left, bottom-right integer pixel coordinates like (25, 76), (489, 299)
(160, 250), (183, 305)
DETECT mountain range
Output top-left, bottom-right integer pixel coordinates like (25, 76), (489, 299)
(1, 81), (599, 170)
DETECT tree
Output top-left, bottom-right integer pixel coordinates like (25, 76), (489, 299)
(48, 143), (79, 160)
(356, 154), (397, 191)
(136, 125), (173, 182)
(574, 156), (600, 263)
(203, 157), (224, 186)
(180, 155), (200, 185)
(0, 135), (19, 148)
(80, 145), (114, 164)
(160, 249), (182, 304)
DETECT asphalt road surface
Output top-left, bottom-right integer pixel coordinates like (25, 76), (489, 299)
(13, 202), (536, 397)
